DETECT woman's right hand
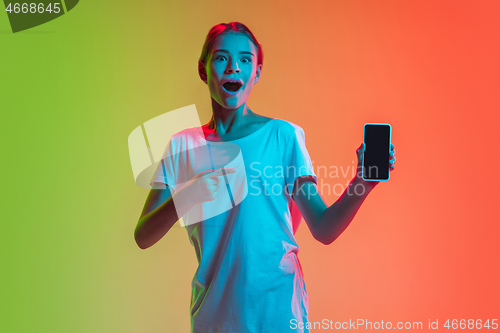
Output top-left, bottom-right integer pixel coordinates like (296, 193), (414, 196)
(177, 168), (237, 205)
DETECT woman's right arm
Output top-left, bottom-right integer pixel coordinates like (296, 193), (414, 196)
(134, 184), (189, 249)
(134, 167), (237, 249)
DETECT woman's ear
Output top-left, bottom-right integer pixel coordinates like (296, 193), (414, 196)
(198, 61), (208, 84)
(254, 64), (262, 84)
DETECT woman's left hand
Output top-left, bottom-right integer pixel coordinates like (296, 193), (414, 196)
(355, 142), (396, 190)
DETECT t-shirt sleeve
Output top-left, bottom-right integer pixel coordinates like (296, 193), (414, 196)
(283, 126), (317, 199)
(149, 138), (177, 191)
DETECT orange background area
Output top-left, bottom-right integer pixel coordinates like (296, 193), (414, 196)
(188, 0), (500, 327)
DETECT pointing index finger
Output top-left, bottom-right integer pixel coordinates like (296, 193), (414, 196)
(206, 168), (237, 178)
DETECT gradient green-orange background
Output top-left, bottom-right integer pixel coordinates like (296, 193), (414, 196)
(1, 1), (499, 332)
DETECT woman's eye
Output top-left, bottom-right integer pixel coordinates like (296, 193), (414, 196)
(242, 57), (251, 63)
(216, 56), (226, 61)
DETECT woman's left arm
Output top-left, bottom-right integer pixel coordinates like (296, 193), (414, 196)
(294, 143), (396, 245)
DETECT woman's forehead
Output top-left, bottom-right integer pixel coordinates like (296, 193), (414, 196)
(211, 32), (256, 54)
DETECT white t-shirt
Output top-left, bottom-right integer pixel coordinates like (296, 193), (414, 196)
(150, 118), (317, 333)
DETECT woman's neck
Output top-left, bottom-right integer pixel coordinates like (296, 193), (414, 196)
(208, 98), (255, 135)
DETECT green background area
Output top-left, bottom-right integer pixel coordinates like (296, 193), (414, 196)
(0, 1), (201, 332)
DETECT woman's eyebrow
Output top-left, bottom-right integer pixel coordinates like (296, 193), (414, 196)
(213, 49), (255, 57)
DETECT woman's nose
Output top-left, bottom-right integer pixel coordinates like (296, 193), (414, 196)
(226, 60), (240, 73)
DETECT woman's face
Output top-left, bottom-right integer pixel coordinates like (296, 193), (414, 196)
(204, 32), (262, 110)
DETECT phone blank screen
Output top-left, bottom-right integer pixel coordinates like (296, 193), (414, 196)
(363, 124), (391, 180)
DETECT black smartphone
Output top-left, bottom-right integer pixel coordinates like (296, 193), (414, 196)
(362, 123), (392, 181)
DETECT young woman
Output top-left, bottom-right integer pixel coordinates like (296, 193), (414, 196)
(135, 22), (396, 333)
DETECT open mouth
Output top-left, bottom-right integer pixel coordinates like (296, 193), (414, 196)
(222, 81), (243, 92)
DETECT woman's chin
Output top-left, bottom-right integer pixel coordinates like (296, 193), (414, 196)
(214, 97), (244, 110)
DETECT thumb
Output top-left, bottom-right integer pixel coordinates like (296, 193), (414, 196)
(356, 143), (365, 166)
(357, 143), (365, 154)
